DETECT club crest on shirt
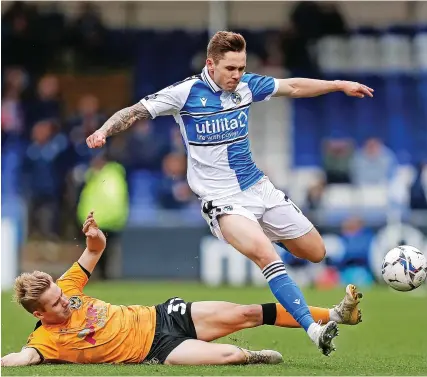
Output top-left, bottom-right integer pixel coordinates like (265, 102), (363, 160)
(231, 92), (242, 105)
(144, 93), (158, 100)
(69, 296), (82, 310)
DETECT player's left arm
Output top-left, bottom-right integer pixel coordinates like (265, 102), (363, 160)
(77, 211), (107, 274)
(273, 78), (374, 99)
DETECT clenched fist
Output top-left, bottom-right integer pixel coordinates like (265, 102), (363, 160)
(86, 130), (107, 149)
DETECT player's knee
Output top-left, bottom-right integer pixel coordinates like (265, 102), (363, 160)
(238, 305), (263, 327)
(307, 243), (326, 263)
(249, 241), (279, 268)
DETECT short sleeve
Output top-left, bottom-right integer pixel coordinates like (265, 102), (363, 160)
(24, 328), (58, 362)
(140, 77), (197, 119)
(241, 73), (279, 102)
(56, 262), (89, 296)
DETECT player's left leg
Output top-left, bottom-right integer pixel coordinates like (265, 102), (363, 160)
(253, 178), (326, 263)
(260, 191), (326, 263)
(164, 339), (282, 365)
(190, 285), (362, 342)
(279, 227), (326, 264)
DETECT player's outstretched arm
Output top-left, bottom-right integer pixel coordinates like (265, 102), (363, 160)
(273, 78), (374, 99)
(86, 102), (152, 149)
(1, 348), (41, 367)
(77, 211), (107, 274)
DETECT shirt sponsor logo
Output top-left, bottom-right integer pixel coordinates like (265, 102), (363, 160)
(194, 112), (248, 142)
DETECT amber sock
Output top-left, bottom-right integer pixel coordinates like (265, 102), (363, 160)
(261, 303), (330, 328)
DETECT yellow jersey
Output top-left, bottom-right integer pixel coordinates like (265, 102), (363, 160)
(25, 263), (156, 364)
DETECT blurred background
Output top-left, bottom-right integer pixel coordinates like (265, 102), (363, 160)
(2, 0), (427, 290)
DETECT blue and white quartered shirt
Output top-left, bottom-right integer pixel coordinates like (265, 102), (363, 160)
(141, 66), (279, 201)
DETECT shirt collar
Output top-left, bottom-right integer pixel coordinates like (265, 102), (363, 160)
(201, 66), (222, 93)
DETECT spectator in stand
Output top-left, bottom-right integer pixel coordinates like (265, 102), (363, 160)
(322, 139), (353, 184)
(2, 2), (45, 74)
(67, 2), (107, 69)
(409, 161), (427, 210)
(77, 152), (129, 279)
(67, 94), (106, 134)
(170, 127), (186, 155)
(350, 138), (398, 185)
(125, 119), (170, 172)
(27, 74), (62, 129)
(338, 217), (374, 268)
(1, 67), (29, 145)
(22, 119), (69, 239)
(67, 94), (107, 165)
(157, 153), (195, 210)
(336, 217), (375, 286)
(305, 177), (327, 211)
(66, 95), (108, 211)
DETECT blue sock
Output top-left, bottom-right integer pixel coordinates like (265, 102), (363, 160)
(263, 260), (315, 331)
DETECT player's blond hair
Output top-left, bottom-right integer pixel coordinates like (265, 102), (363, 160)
(13, 271), (53, 313)
(207, 31), (246, 63)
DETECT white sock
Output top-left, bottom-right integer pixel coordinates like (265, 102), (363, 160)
(307, 322), (321, 343)
(329, 308), (342, 323)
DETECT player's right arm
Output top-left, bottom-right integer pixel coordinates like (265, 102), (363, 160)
(1, 348), (41, 367)
(86, 102), (151, 148)
(86, 79), (194, 149)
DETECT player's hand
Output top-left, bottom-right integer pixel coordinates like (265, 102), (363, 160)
(337, 80), (374, 98)
(86, 130), (107, 149)
(82, 211), (106, 253)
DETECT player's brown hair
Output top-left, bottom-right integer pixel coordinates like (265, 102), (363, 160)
(207, 31), (246, 63)
(13, 271), (53, 313)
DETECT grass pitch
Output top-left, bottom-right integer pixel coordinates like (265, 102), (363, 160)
(2, 281), (426, 375)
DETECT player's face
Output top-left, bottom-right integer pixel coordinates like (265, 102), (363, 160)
(34, 282), (72, 324)
(207, 51), (246, 92)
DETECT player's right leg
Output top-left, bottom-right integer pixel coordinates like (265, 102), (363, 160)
(144, 297), (282, 366)
(218, 214), (338, 356)
(164, 339), (282, 365)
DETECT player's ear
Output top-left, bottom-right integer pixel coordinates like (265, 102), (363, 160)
(206, 57), (215, 70)
(33, 311), (43, 320)
(33, 301), (46, 320)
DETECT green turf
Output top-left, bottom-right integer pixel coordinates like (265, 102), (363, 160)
(2, 281), (427, 375)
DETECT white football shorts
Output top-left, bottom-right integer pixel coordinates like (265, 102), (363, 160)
(201, 176), (314, 242)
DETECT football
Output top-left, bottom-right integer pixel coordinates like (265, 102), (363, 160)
(381, 245), (427, 291)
